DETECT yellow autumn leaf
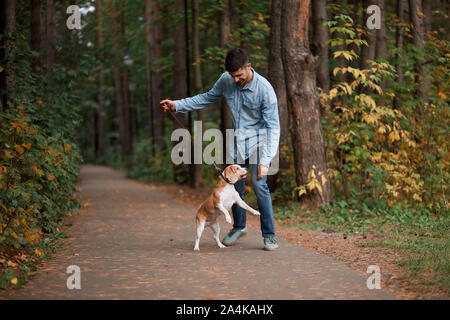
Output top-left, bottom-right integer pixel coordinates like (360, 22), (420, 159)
(257, 12), (264, 21)
(14, 145), (25, 155)
(252, 20), (258, 27)
(297, 186), (307, 197)
(10, 277), (18, 285)
(307, 179), (323, 193)
(362, 113), (380, 125)
(320, 173), (327, 186)
(388, 130), (401, 143)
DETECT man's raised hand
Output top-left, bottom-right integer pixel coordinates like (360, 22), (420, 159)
(159, 99), (175, 113)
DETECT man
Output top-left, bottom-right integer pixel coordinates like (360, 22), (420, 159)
(160, 48), (280, 251)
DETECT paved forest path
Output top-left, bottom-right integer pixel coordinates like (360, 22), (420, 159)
(4, 165), (397, 299)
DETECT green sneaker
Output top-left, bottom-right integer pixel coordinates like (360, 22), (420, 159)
(264, 237), (278, 251)
(222, 227), (248, 246)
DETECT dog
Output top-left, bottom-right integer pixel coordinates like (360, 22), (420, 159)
(194, 164), (261, 251)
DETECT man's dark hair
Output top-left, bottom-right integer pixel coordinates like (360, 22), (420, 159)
(225, 48), (249, 72)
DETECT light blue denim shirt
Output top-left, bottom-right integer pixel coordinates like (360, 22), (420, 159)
(174, 68), (280, 167)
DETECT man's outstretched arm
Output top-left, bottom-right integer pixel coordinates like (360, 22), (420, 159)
(159, 73), (226, 114)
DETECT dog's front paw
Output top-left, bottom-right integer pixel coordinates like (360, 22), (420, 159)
(194, 247), (200, 251)
(253, 210), (261, 216)
(226, 217), (232, 224)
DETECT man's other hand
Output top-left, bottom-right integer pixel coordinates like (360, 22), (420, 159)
(160, 99), (175, 113)
(257, 165), (269, 180)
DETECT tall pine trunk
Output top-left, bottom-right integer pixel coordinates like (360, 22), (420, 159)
(145, 0), (165, 151)
(394, 0), (404, 109)
(311, 0), (329, 94)
(2, 0), (16, 111)
(267, 0), (289, 192)
(30, 0), (41, 76)
(281, 0), (331, 206)
(96, 0), (105, 160)
(108, 0), (131, 161)
(192, 0), (204, 188)
(409, 0), (429, 114)
(173, 0), (189, 184)
(45, 0), (55, 77)
(218, 0), (233, 165)
(375, 0), (386, 91)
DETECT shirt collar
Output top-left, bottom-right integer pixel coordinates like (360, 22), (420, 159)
(241, 68), (258, 92)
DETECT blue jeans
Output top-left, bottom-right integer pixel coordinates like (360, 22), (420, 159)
(231, 159), (276, 238)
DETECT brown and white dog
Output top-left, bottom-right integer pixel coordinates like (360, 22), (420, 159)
(194, 164), (261, 251)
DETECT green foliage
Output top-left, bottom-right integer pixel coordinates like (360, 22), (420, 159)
(0, 28), (83, 289)
(127, 138), (173, 183)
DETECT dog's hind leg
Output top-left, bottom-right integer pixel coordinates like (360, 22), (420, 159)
(194, 220), (206, 251)
(209, 222), (226, 249)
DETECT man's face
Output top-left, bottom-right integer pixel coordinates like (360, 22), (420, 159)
(229, 63), (252, 87)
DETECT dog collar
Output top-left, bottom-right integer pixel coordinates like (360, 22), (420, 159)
(219, 170), (234, 185)
(213, 162), (234, 185)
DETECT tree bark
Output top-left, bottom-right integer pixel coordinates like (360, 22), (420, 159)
(267, 0), (290, 192)
(108, 0), (131, 161)
(120, 0), (132, 158)
(96, 0), (105, 159)
(311, 0), (330, 94)
(375, 0), (386, 91)
(409, 0), (429, 113)
(394, 0), (404, 109)
(281, 0), (331, 206)
(173, 0), (189, 184)
(30, 0), (41, 75)
(45, 0), (55, 76)
(218, 0), (233, 165)
(192, 0), (204, 188)
(360, 0), (376, 71)
(145, 0), (165, 151)
(2, 0), (16, 111)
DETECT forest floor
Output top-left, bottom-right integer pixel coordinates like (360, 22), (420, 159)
(1, 164), (400, 300)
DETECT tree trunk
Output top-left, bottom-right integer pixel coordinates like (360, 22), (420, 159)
(393, 0), (404, 109)
(267, 0), (290, 193)
(2, 0), (16, 111)
(360, 0), (376, 71)
(120, 0), (132, 158)
(108, 0), (130, 162)
(348, 0), (361, 58)
(375, 0), (386, 91)
(30, 0), (41, 75)
(173, 0), (189, 184)
(192, 0), (204, 188)
(281, 0), (331, 206)
(145, 0), (165, 151)
(45, 0), (55, 77)
(96, 0), (105, 160)
(409, 0), (429, 113)
(218, 0), (233, 165)
(311, 0), (330, 94)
